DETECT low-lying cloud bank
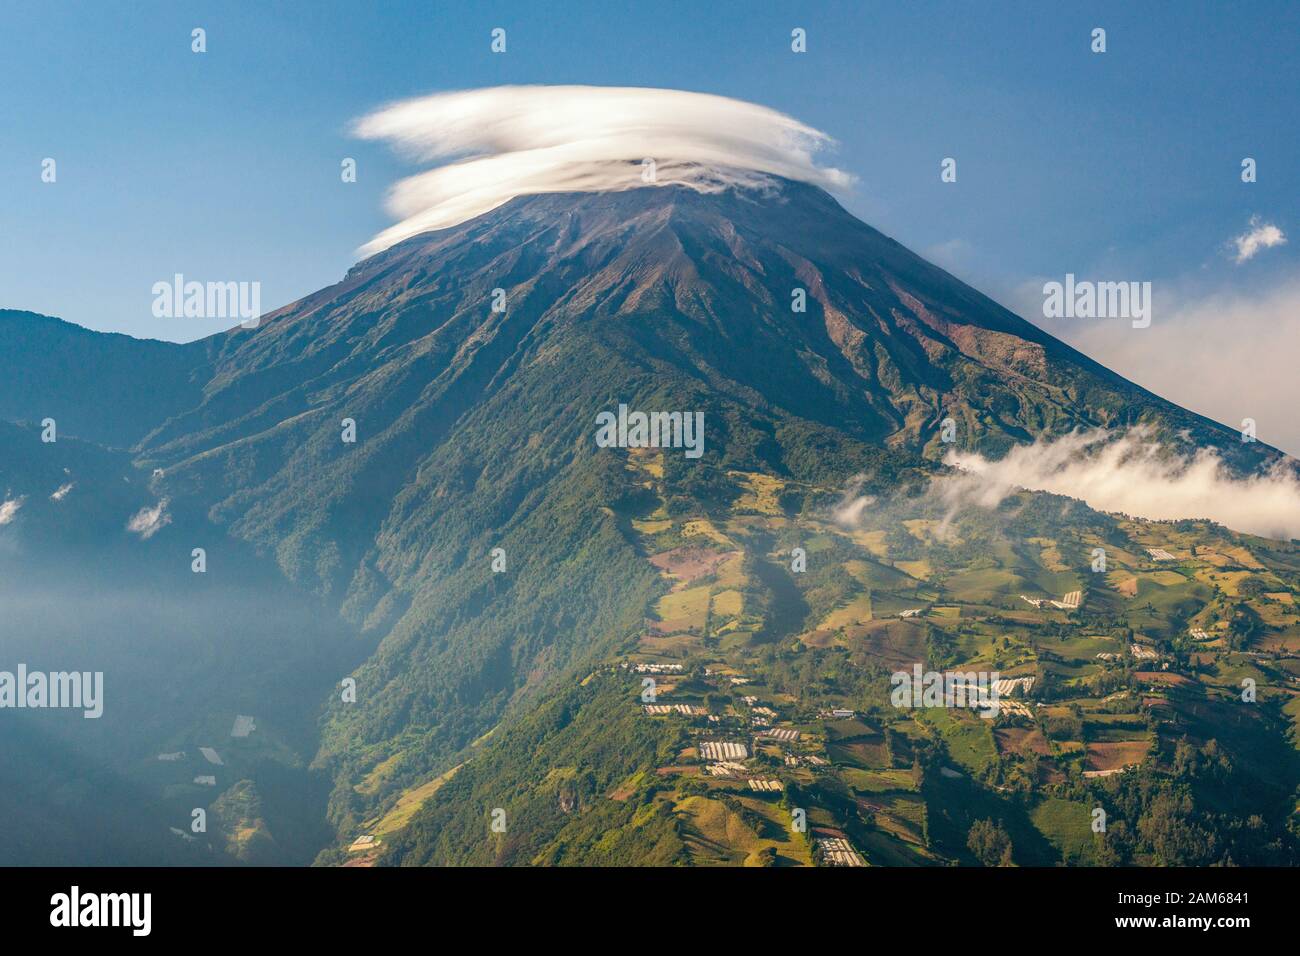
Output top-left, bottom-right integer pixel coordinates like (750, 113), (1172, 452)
(352, 85), (851, 255)
(1049, 280), (1300, 459)
(943, 429), (1300, 541)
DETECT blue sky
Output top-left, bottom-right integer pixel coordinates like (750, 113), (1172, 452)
(2, 0), (1297, 446)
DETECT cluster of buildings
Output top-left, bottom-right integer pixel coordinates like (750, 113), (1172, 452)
(1022, 590), (1084, 610)
(992, 676), (1034, 697)
(816, 836), (866, 867)
(628, 660), (869, 866)
(818, 708), (856, 720)
(643, 703), (706, 716)
(704, 761), (748, 777)
(157, 713), (259, 842)
(626, 662), (684, 675)
(784, 753), (828, 768)
(1052, 590), (1083, 610)
(699, 740), (749, 762)
(1096, 643), (1160, 662)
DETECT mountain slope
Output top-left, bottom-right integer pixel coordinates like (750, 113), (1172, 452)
(1, 179), (1294, 864)
(119, 180), (1279, 618)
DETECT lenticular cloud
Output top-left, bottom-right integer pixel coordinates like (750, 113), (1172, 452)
(352, 85), (853, 256)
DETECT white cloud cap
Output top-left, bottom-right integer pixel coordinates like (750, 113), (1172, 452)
(352, 85), (853, 256)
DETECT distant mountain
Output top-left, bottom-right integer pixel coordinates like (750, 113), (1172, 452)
(0, 310), (211, 449)
(1, 180), (1293, 865)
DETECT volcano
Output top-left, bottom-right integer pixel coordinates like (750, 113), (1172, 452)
(2, 180), (1295, 867)
(66, 180), (1275, 592)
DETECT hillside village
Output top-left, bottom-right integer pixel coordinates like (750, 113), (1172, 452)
(340, 449), (1300, 867)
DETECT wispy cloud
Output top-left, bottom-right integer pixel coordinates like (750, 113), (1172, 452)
(126, 499), (171, 539)
(352, 85), (852, 256)
(0, 496), (24, 526)
(1232, 215), (1286, 263)
(942, 428), (1300, 541)
(831, 477), (876, 527)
